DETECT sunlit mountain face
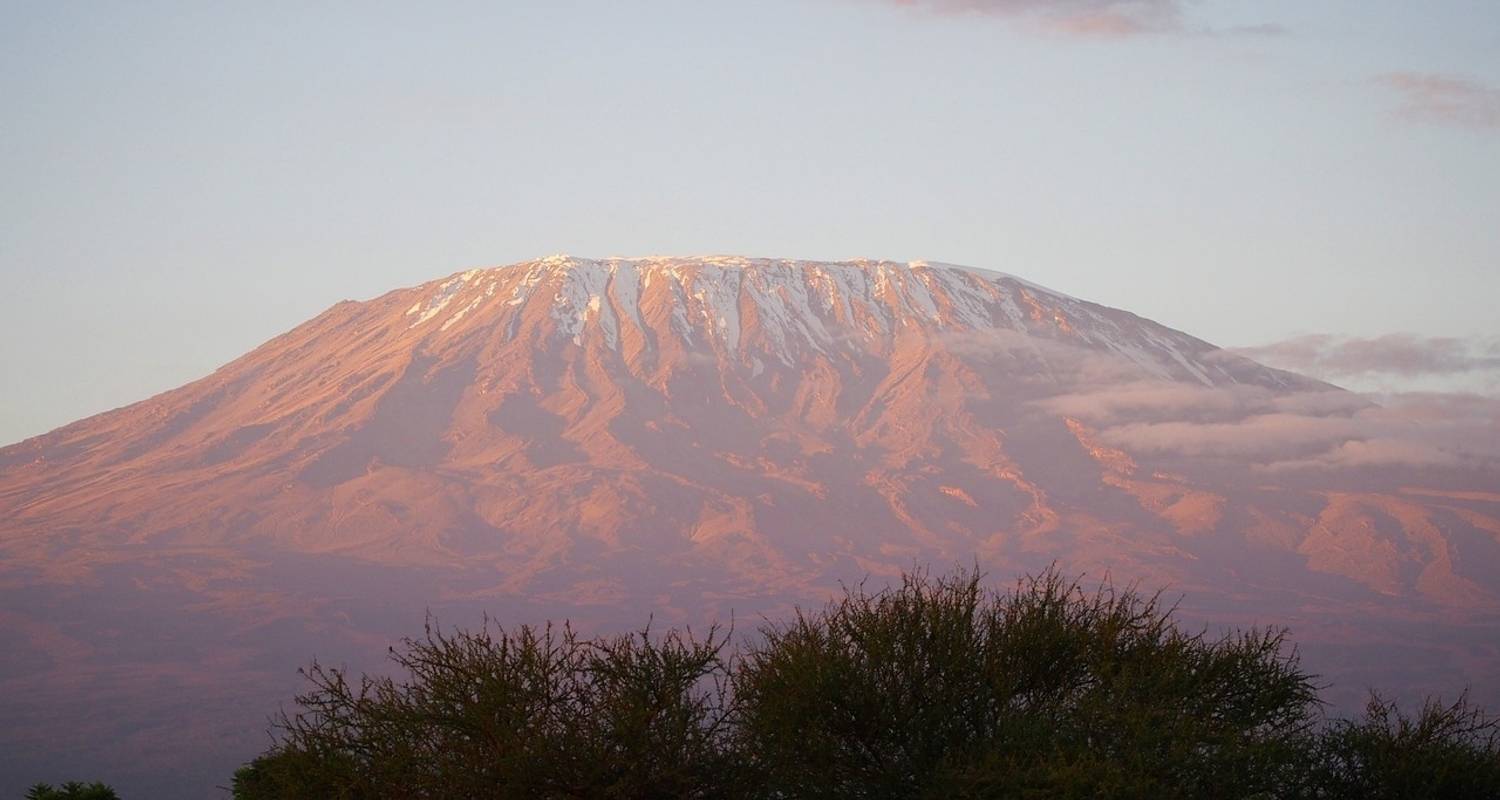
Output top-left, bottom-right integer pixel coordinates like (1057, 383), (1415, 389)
(3, 256), (1498, 797)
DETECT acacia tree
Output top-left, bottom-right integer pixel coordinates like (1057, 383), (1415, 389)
(1303, 692), (1500, 799)
(732, 567), (1322, 799)
(24, 784), (120, 800)
(235, 619), (745, 800)
(235, 566), (1500, 799)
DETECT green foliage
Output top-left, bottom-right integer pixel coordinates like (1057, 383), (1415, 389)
(235, 618), (744, 799)
(733, 567), (1320, 798)
(234, 566), (1500, 799)
(24, 783), (120, 800)
(230, 746), (357, 800)
(1302, 692), (1500, 799)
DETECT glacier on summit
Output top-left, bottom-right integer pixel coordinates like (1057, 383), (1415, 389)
(399, 255), (1304, 387)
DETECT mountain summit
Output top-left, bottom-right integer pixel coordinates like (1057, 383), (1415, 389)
(3, 255), (1327, 571)
(381, 254), (1309, 385)
(1, 256), (1497, 794)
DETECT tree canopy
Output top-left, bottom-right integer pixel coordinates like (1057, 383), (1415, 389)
(234, 566), (1500, 799)
(24, 783), (120, 800)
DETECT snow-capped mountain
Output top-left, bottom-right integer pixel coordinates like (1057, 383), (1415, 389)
(400, 255), (1308, 385)
(1, 256), (1496, 795)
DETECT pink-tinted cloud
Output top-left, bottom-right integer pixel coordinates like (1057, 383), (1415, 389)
(1039, 380), (1375, 425)
(1232, 333), (1500, 379)
(1269, 390), (1371, 416)
(1038, 381), (1270, 423)
(1365, 392), (1500, 459)
(1260, 438), (1459, 473)
(1099, 413), (1366, 456)
(884, 0), (1284, 39)
(1089, 389), (1500, 470)
(1376, 72), (1500, 131)
(950, 325), (1496, 473)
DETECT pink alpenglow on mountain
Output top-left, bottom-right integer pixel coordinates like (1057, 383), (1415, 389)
(3, 256), (1498, 795)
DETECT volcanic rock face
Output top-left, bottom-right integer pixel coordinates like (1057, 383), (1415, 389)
(2, 256), (1498, 796)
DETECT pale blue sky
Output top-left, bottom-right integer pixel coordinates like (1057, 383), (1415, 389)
(3, 0), (1498, 445)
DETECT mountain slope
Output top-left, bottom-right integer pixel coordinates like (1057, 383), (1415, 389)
(0, 256), (1321, 563)
(1, 256), (1497, 797)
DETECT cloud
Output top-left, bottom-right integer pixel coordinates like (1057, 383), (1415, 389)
(1361, 392), (1500, 459)
(1038, 381), (1271, 423)
(1376, 72), (1500, 131)
(884, 0), (1285, 39)
(943, 324), (1497, 474)
(1231, 334), (1500, 379)
(1088, 389), (1500, 470)
(1252, 395), (1500, 472)
(1039, 380), (1373, 426)
(1100, 413), (1366, 457)
(1269, 390), (1371, 416)
(1260, 438), (1458, 473)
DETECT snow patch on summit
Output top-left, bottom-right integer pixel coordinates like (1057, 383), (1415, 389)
(393, 255), (1259, 388)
